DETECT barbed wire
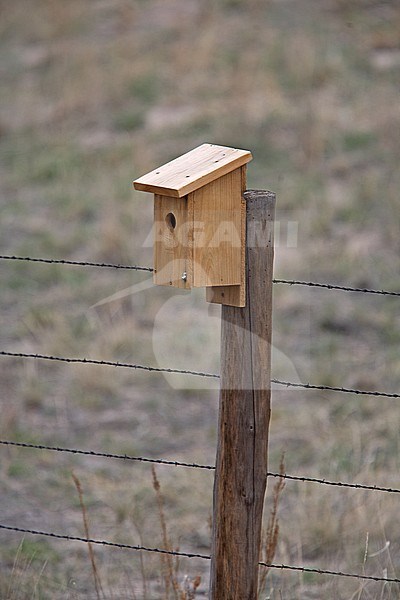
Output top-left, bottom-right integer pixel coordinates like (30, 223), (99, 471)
(2, 439), (400, 495)
(3, 255), (400, 587)
(1, 524), (399, 584)
(258, 560), (400, 584)
(0, 351), (218, 379)
(273, 278), (400, 298)
(1, 350), (399, 399)
(0, 255), (153, 272)
(0, 524), (209, 560)
(271, 378), (400, 399)
(267, 471), (400, 494)
(0, 440), (215, 470)
(1, 254), (399, 298)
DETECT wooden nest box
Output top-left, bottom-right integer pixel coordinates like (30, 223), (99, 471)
(133, 143), (252, 307)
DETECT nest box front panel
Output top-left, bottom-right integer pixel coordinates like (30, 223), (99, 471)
(189, 168), (244, 288)
(154, 194), (192, 289)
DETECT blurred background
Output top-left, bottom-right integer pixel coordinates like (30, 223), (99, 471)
(1, 0), (400, 597)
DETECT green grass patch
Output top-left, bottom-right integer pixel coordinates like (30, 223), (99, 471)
(113, 110), (145, 132)
(128, 74), (160, 104)
(5, 538), (60, 565)
(7, 460), (33, 478)
(343, 130), (377, 152)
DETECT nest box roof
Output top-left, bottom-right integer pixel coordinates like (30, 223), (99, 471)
(133, 143), (252, 198)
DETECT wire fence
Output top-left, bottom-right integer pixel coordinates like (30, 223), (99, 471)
(0, 254), (154, 272)
(2, 253), (400, 297)
(1, 350), (400, 398)
(1, 524), (399, 585)
(2, 439), (400, 494)
(1, 252), (400, 589)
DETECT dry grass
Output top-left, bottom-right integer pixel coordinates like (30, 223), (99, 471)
(258, 455), (286, 596)
(1, 0), (400, 597)
(0, 540), (47, 600)
(151, 467), (201, 600)
(72, 472), (105, 600)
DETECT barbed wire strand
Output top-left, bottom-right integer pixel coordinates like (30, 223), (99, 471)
(1, 350), (399, 398)
(266, 471), (400, 494)
(0, 255), (153, 272)
(2, 439), (400, 495)
(258, 560), (400, 584)
(271, 378), (400, 399)
(0, 440), (215, 470)
(1, 524), (399, 584)
(1, 254), (399, 298)
(273, 278), (400, 298)
(0, 351), (218, 379)
(0, 524), (208, 560)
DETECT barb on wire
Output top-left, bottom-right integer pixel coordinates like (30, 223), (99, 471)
(2, 440), (400, 495)
(273, 279), (400, 298)
(0, 351), (219, 379)
(0, 255), (153, 272)
(2, 351), (398, 398)
(1, 524), (399, 584)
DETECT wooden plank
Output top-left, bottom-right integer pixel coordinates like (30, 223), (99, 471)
(206, 284), (243, 307)
(210, 190), (276, 599)
(190, 168), (243, 288)
(153, 194), (192, 289)
(206, 165), (247, 306)
(133, 143), (252, 198)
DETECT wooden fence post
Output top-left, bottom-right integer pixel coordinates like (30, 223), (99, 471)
(210, 190), (276, 599)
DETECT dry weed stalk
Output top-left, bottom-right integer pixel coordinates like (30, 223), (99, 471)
(151, 466), (201, 600)
(258, 455), (286, 595)
(131, 519), (149, 599)
(72, 471), (105, 600)
(151, 465), (176, 599)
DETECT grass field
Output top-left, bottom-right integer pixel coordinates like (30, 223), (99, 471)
(1, 0), (400, 598)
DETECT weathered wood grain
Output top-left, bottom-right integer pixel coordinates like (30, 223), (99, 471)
(210, 190), (276, 599)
